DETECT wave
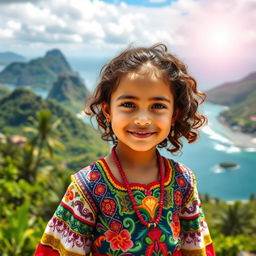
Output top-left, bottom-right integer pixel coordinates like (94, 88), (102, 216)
(245, 147), (256, 152)
(213, 143), (241, 153)
(202, 126), (232, 145)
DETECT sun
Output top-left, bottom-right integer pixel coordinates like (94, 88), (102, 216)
(189, 17), (241, 62)
(205, 24), (236, 54)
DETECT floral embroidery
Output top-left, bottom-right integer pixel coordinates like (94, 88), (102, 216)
(101, 198), (116, 215)
(65, 185), (74, 202)
(36, 158), (214, 256)
(88, 171), (100, 181)
(105, 229), (134, 252)
(138, 196), (159, 219)
(174, 190), (182, 206)
(110, 220), (122, 233)
(145, 228), (168, 256)
(176, 177), (186, 187)
(95, 184), (106, 195)
(170, 212), (180, 240)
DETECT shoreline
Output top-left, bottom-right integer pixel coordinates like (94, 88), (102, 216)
(217, 116), (256, 149)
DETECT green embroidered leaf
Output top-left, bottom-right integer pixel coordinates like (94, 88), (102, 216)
(135, 228), (148, 240)
(145, 237), (152, 244)
(160, 234), (166, 242)
(158, 223), (172, 235)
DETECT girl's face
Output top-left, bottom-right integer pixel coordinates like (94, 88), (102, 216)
(101, 66), (176, 153)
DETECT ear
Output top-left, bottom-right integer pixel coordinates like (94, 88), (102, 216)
(100, 102), (111, 122)
(172, 109), (180, 125)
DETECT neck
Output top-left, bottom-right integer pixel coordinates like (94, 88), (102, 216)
(114, 143), (158, 170)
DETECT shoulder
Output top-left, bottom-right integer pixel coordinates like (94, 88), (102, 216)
(71, 160), (105, 211)
(72, 160), (103, 186)
(164, 157), (197, 204)
(166, 157), (196, 186)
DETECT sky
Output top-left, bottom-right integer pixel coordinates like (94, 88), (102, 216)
(0, 0), (255, 89)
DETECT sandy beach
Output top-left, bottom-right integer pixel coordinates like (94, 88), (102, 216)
(217, 116), (256, 149)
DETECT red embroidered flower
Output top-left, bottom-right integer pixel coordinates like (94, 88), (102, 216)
(105, 229), (133, 252)
(171, 212), (180, 240)
(110, 221), (122, 233)
(145, 228), (168, 256)
(174, 190), (182, 206)
(101, 198), (116, 215)
(88, 171), (100, 181)
(176, 177), (186, 187)
(65, 186), (74, 202)
(95, 184), (106, 195)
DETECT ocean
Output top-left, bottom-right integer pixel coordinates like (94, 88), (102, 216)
(1, 58), (256, 201)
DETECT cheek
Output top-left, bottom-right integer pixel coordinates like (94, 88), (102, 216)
(111, 111), (130, 124)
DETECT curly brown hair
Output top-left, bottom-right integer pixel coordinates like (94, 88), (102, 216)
(85, 43), (207, 153)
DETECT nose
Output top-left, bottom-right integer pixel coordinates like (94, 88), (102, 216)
(134, 111), (152, 126)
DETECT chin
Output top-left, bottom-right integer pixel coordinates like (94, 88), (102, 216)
(126, 144), (158, 153)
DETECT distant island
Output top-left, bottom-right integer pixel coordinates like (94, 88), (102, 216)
(219, 162), (238, 169)
(207, 72), (256, 136)
(0, 51), (26, 66)
(0, 49), (72, 90)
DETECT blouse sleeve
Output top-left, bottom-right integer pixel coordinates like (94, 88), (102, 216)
(35, 179), (96, 256)
(179, 167), (215, 256)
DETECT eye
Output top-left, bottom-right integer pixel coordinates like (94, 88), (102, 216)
(152, 103), (167, 109)
(120, 102), (136, 108)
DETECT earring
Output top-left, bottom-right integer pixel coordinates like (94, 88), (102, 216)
(171, 126), (175, 137)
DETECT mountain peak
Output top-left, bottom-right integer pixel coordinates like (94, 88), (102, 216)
(45, 49), (65, 58)
(47, 72), (90, 113)
(0, 49), (72, 89)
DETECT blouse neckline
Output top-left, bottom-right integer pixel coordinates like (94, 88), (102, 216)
(96, 156), (173, 191)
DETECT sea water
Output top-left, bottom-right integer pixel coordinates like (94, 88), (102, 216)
(168, 103), (256, 201)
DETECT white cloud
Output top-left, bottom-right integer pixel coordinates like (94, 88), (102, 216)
(0, 0), (255, 89)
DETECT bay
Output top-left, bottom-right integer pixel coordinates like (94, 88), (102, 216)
(164, 103), (256, 201)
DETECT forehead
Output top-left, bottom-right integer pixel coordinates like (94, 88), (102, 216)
(111, 72), (174, 102)
(113, 64), (173, 99)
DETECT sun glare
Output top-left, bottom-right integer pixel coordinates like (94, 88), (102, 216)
(208, 27), (233, 49)
(205, 25), (235, 54)
(189, 16), (242, 64)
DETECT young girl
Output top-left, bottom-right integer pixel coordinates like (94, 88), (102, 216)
(35, 43), (215, 256)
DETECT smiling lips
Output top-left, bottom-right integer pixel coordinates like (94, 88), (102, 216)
(128, 130), (156, 138)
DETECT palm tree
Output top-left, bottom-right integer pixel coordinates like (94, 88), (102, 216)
(216, 201), (254, 236)
(22, 109), (64, 181)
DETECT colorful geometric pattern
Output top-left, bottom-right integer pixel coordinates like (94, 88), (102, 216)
(35, 157), (215, 256)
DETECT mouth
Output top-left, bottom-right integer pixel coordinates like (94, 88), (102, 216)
(128, 131), (156, 138)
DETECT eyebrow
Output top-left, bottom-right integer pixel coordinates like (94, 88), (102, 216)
(116, 95), (171, 103)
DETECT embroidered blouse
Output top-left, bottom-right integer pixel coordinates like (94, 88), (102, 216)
(35, 157), (215, 256)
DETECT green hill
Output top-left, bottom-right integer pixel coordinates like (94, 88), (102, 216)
(207, 72), (256, 134)
(47, 72), (90, 113)
(0, 88), (109, 169)
(0, 86), (10, 100)
(0, 49), (72, 90)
